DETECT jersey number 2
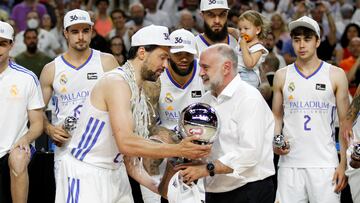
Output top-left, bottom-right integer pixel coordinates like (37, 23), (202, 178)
(304, 115), (311, 131)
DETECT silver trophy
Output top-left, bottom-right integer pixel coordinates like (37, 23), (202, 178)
(350, 143), (360, 169)
(63, 116), (78, 132)
(170, 103), (219, 165)
(178, 103), (219, 145)
(273, 134), (290, 150)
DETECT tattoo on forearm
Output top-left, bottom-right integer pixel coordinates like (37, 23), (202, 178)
(346, 95), (360, 120)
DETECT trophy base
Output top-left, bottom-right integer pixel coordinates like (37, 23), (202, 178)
(350, 153), (360, 169)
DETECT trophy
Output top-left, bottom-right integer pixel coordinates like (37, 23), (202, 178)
(350, 143), (360, 169)
(165, 103), (219, 165)
(273, 134), (290, 150)
(63, 116), (78, 132)
(159, 103), (219, 198)
(178, 103), (219, 146)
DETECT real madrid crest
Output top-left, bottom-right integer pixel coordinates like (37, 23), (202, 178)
(288, 82), (295, 92)
(60, 74), (68, 85)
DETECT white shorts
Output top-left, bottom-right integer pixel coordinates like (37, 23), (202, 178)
(275, 167), (340, 203)
(55, 153), (133, 203)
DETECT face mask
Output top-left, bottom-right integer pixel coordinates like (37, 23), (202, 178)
(27, 19), (39, 29)
(264, 2), (275, 12)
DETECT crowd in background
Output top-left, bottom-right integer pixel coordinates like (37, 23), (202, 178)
(0, 0), (359, 96)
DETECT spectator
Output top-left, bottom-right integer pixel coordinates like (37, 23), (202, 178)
(10, 11), (62, 58)
(270, 13), (290, 53)
(141, 0), (172, 28)
(10, 0), (47, 31)
(108, 9), (130, 51)
(264, 32), (287, 69)
(93, 0), (113, 38)
(341, 37), (360, 96)
(109, 36), (127, 65)
(14, 29), (53, 78)
(336, 23), (360, 64)
(176, 9), (199, 35)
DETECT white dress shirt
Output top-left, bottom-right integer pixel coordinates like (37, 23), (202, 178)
(202, 75), (275, 193)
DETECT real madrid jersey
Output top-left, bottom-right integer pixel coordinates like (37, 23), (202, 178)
(68, 94), (120, 169)
(195, 34), (238, 57)
(159, 60), (204, 131)
(52, 49), (104, 161)
(280, 61), (339, 168)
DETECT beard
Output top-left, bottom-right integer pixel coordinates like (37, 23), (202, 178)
(27, 43), (37, 54)
(202, 70), (223, 92)
(204, 21), (228, 42)
(141, 61), (160, 82)
(169, 59), (194, 77)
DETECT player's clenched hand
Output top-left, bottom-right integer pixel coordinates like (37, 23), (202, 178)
(273, 142), (290, 155)
(179, 135), (211, 160)
(46, 125), (70, 146)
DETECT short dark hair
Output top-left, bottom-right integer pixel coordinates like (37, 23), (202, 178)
(24, 28), (38, 38)
(110, 9), (127, 20)
(127, 45), (159, 60)
(95, 0), (109, 6)
(290, 26), (319, 40)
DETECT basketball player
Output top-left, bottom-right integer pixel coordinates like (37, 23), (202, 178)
(141, 28), (205, 203)
(39, 9), (118, 179)
(342, 85), (360, 202)
(272, 16), (349, 203)
(195, 0), (238, 56)
(54, 24), (211, 203)
(0, 21), (44, 203)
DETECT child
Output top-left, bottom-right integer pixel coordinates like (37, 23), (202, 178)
(237, 10), (270, 88)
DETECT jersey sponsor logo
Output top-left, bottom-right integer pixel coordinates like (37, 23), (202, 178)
(60, 90), (90, 105)
(288, 82), (295, 92)
(60, 74), (68, 85)
(10, 85), (18, 97)
(191, 90), (202, 98)
(315, 83), (326, 91)
(164, 110), (180, 121)
(288, 100), (331, 113)
(87, 72), (98, 80)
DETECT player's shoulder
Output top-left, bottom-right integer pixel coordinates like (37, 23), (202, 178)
(100, 52), (119, 72)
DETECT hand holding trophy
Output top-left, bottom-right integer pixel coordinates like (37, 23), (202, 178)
(350, 143), (360, 169)
(158, 103), (219, 199)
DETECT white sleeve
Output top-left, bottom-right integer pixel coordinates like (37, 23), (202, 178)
(27, 77), (45, 110)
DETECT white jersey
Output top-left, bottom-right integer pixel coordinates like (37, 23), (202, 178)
(195, 34), (238, 57)
(280, 61), (338, 168)
(0, 61), (45, 158)
(52, 49), (104, 161)
(159, 60), (204, 131)
(68, 95), (121, 169)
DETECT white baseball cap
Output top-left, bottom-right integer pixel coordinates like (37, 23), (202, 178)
(288, 16), (320, 38)
(200, 0), (229, 12)
(131, 24), (176, 47)
(0, 21), (14, 41)
(63, 9), (94, 29)
(170, 29), (197, 55)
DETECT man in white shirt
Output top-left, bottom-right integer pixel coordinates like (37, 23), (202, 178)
(0, 21), (45, 203)
(176, 44), (275, 203)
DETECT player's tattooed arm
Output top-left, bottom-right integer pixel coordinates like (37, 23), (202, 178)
(346, 90), (360, 122)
